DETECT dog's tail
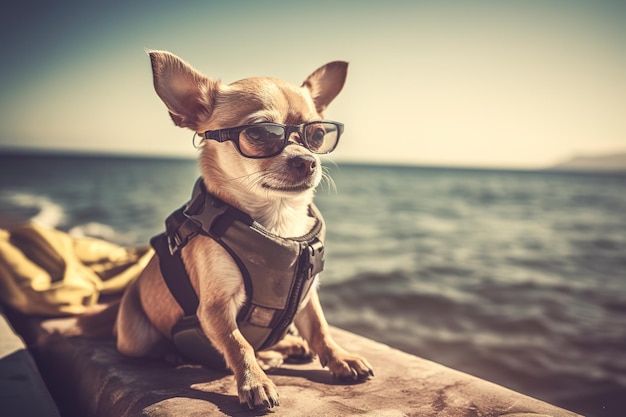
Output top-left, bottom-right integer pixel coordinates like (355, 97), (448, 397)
(60, 300), (120, 339)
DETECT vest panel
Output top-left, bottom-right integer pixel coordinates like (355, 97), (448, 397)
(222, 221), (301, 310)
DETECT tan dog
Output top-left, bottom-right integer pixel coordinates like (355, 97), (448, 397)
(115, 51), (373, 409)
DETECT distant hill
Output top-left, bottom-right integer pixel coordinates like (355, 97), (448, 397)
(548, 152), (626, 172)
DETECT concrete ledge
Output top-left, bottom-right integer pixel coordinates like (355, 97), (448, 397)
(13, 316), (583, 417)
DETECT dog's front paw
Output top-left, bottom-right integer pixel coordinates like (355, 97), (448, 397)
(321, 350), (374, 381)
(238, 372), (280, 410)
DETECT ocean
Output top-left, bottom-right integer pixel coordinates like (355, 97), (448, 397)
(1, 152), (625, 417)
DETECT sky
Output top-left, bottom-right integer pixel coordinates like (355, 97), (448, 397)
(0, 0), (625, 169)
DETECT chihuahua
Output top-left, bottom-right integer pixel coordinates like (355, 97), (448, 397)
(113, 51), (373, 410)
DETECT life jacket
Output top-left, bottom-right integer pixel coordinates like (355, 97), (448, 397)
(150, 178), (325, 370)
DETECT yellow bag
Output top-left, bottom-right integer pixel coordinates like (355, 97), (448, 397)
(0, 223), (153, 316)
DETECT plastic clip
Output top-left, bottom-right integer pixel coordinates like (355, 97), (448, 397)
(167, 233), (182, 255)
(304, 238), (325, 279)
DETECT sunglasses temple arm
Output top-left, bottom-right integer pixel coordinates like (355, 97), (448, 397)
(204, 130), (228, 142)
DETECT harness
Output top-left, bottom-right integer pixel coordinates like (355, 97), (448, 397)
(150, 178), (325, 370)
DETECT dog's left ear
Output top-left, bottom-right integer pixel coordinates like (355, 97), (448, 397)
(302, 61), (348, 115)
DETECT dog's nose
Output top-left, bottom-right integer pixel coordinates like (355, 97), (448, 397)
(288, 155), (317, 177)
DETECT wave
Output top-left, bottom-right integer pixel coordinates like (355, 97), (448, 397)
(3, 192), (65, 228)
(0, 192), (134, 245)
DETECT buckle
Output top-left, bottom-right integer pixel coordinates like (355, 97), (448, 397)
(167, 233), (182, 255)
(304, 237), (325, 279)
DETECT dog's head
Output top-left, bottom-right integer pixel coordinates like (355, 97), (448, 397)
(149, 51), (347, 210)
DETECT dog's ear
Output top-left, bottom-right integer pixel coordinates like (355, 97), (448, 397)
(302, 61), (348, 115)
(148, 50), (218, 130)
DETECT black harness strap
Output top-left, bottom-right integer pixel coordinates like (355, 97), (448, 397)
(151, 231), (198, 317)
(151, 229), (228, 370)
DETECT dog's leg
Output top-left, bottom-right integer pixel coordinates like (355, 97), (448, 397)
(294, 288), (374, 380)
(183, 238), (280, 409)
(116, 276), (165, 358)
(196, 300), (280, 409)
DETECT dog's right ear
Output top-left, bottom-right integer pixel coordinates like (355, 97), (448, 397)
(148, 50), (218, 131)
(302, 61), (348, 115)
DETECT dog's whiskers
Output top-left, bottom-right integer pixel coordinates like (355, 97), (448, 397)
(226, 170), (267, 191)
(320, 165), (338, 195)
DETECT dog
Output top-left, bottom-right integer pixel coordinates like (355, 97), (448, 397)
(113, 51), (373, 410)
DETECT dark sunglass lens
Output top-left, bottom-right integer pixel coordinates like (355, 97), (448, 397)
(239, 125), (285, 157)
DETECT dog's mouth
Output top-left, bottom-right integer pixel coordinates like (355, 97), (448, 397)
(257, 154), (321, 193)
(261, 182), (312, 193)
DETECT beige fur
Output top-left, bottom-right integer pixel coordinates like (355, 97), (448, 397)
(115, 51), (373, 410)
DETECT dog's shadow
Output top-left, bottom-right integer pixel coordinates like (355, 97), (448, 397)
(138, 362), (340, 416)
(268, 364), (371, 386)
(130, 377), (245, 417)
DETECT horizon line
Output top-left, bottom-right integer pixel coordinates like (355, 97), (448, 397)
(1, 145), (625, 174)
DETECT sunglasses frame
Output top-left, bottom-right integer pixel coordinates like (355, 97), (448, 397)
(203, 121), (344, 159)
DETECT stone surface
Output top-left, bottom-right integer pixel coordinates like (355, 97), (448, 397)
(19, 316), (583, 417)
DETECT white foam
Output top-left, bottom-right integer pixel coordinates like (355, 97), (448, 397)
(9, 193), (65, 228)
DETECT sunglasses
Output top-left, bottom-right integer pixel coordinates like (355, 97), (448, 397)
(203, 121), (344, 159)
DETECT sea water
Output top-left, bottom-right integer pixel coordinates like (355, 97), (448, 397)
(1, 152), (624, 417)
